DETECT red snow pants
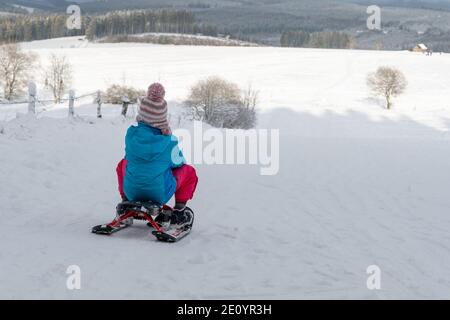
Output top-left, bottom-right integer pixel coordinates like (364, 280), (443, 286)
(116, 159), (198, 203)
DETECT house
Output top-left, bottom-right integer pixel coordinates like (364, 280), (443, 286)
(412, 43), (428, 53)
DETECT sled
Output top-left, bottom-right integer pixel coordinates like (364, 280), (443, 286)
(91, 201), (194, 242)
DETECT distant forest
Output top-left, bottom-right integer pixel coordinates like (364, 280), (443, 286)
(0, 14), (84, 42)
(281, 31), (353, 49)
(1, 3), (450, 52)
(0, 9), (219, 43)
(85, 10), (218, 40)
(0, 7), (355, 49)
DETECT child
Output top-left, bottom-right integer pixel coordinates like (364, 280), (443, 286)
(116, 83), (198, 225)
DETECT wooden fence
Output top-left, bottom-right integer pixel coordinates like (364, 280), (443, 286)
(0, 82), (136, 118)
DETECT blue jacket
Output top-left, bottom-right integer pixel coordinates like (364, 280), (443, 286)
(123, 122), (185, 205)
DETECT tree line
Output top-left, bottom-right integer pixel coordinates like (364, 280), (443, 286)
(280, 30), (353, 49)
(86, 10), (218, 40)
(0, 9), (218, 44)
(0, 14), (85, 43)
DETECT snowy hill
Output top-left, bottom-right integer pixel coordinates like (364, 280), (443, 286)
(1, 37), (450, 299)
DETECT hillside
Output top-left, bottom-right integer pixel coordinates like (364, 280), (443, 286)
(1, 38), (450, 298)
(2, 1), (450, 50)
(72, 0), (450, 49)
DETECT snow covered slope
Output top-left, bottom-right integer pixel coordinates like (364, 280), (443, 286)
(18, 37), (450, 130)
(1, 38), (450, 299)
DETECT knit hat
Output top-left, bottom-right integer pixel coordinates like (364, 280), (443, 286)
(147, 83), (165, 103)
(137, 83), (171, 135)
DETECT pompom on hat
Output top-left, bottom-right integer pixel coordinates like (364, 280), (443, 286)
(147, 83), (165, 103)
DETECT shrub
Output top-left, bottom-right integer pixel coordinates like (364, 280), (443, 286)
(102, 84), (145, 104)
(185, 77), (257, 129)
(367, 66), (407, 110)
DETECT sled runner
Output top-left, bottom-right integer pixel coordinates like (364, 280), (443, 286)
(91, 201), (194, 242)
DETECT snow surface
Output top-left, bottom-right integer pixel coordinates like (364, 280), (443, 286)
(1, 37), (450, 299)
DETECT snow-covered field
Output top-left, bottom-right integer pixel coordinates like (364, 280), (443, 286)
(1, 37), (450, 299)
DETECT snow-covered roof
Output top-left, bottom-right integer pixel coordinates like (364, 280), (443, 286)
(417, 43), (428, 50)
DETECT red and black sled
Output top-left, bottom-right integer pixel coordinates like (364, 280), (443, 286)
(91, 201), (194, 242)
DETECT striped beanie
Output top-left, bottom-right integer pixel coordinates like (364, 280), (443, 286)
(136, 83), (171, 134)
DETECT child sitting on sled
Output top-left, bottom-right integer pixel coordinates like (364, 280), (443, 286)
(116, 83), (198, 225)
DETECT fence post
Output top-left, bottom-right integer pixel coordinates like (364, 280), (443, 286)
(28, 81), (36, 115)
(68, 90), (75, 117)
(96, 91), (102, 118)
(121, 95), (130, 117)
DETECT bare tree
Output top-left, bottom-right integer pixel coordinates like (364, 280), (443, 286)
(242, 84), (259, 110)
(0, 44), (37, 101)
(102, 84), (145, 104)
(238, 84), (258, 128)
(44, 54), (73, 103)
(367, 66), (407, 110)
(186, 76), (257, 129)
(186, 76), (241, 124)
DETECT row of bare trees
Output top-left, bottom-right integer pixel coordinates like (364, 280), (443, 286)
(0, 44), (73, 102)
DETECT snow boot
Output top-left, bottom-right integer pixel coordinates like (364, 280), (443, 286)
(154, 209), (172, 229)
(171, 206), (193, 226)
